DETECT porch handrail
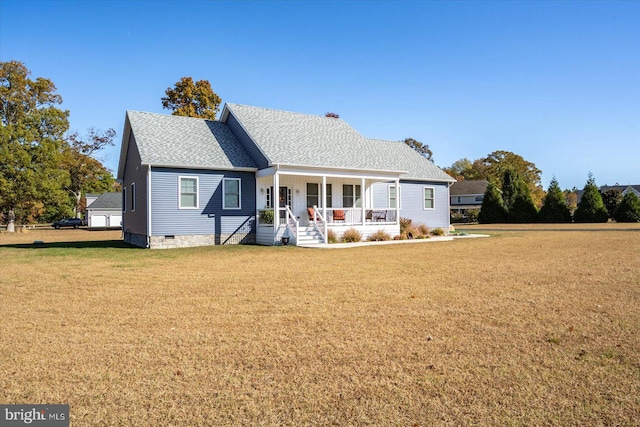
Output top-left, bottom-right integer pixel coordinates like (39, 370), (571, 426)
(284, 205), (299, 244)
(312, 205), (327, 244)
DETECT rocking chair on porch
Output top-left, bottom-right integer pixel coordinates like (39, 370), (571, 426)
(307, 207), (319, 223)
(332, 209), (345, 223)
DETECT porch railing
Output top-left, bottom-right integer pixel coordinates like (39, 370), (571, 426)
(284, 205), (299, 244)
(311, 205), (327, 244)
(322, 208), (397, 225)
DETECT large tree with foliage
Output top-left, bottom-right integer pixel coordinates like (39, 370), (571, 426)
(161, 77), (221, 119)
(538, 177), (571, 223)
(574, 174), (609, 223)
(442, 158), (486, 181)
(403, 137), (433, 161)
(445, 151), (544, 206)
(613, 191), (640, 223)
(478, 181), (508, 223)
(0, 60), (70, 231)
(63, 128), (117, 216)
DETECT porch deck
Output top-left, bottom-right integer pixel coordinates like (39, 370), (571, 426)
(256, 207), (400, 246)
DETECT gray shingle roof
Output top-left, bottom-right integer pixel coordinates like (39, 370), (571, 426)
(126, 111), (257, 170)
(86, 192), (122, 210)
(450, 180), (489, 195)
(225, 103), (454, 181)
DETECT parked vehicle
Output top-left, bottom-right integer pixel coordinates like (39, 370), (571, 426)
(52, 218), (83, 229)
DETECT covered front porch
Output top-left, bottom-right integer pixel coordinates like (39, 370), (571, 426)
(254, 165), (402, 245)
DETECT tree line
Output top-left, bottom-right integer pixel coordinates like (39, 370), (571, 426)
(477, 171), (640, 224)
(1, 61), (117, 231)
(3, 64), (637, 232)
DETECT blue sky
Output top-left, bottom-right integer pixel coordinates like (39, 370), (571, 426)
(1, 0), (638, 190)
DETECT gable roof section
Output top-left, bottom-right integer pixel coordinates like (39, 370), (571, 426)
(223, 103), (454, 182)
(450, 180), (489, 195)
(118, 111), (257, 179)
(86, 192), (122, 210)
(366, 138), (455, 181)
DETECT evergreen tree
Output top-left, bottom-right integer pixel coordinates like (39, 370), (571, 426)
(613, 191), (640, 222)
(574, 174), (609, 223)
(508, 178), (538, 223)
(478, 182), (508, 223)
(539, 177), (572, 223)
(501, 168), (518, 212)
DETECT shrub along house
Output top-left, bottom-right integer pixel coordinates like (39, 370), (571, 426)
(117, 103), (455, 248)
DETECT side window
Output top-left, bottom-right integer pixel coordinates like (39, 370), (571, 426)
(179, 177), (199, 209)
(389, 185), (401, 208)
(131, 182), (136, 212)
(123, 187), (127, 212)
(424, 187), (435, 210)
(223, 178), (241, 209)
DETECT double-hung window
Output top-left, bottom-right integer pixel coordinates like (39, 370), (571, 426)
(223, 178), (241, 209)
(423, 187), (435, 210)
(179, 177), (199, 209)
(307, 183), (319, 208)
(343, 184), (361, 208)
(389, 185), (401, 209)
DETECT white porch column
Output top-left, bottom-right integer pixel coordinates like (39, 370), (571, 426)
(273, 171), (280, 244)
(395, 178), (401, 224)
(322, 175), (327, 219)
(361, 177), (366, 225)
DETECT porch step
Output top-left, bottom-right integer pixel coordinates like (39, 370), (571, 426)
(296, 226), (324, 246)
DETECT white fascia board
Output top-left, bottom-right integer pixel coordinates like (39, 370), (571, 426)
(273, 163), (404, 180)
(256, 167), (277, 178)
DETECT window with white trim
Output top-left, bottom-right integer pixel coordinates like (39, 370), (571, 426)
(307, 183), (319, 208)
(223, 178), (241, 209)
(131, 182), (136, 212)
(343, 184), (361, 208)
(423, 186), (435, 210)
(389, 184), (401, 209)
(179, 177), (199, 209)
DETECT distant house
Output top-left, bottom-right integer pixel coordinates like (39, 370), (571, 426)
(86, 192), (122, 228)
(599, 185), (640, 197)
(450, 180), (488, 217)
(117, 103), (455, 248)
(577, 185), (640, 203)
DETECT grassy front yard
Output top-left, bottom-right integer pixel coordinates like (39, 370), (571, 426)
(1, 227), (639, 425)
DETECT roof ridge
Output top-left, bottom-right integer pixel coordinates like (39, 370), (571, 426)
(226, 103), (344, 122)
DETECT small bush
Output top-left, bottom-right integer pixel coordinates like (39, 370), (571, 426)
(417, 224), (430, 236)
(368, 229), (391, 241)
(399, 217), (412, 235)
(327, 229), (339, 244)
(431, 227), (445, 236)
(342, 228), (362, 243)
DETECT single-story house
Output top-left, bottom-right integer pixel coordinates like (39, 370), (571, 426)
(117, 103), (455, 248)
(577, 184), (640, 203)
(449, 180), (488, 216)
(86, 192), (123, 228)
